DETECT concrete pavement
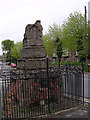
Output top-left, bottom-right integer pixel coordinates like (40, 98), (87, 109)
(41, 105), (89, 119)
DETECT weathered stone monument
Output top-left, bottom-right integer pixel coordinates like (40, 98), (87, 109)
(10, 20), (62, 110)
(17, 20), (46, 70)
(10, 20), (48, 107)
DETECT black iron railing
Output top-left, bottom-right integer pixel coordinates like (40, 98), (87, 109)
(1, 61), (84, 119)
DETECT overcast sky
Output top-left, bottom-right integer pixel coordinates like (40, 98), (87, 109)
(0, 0), (89, 55)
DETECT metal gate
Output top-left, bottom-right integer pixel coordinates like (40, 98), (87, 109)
(0, 63), (84, 119)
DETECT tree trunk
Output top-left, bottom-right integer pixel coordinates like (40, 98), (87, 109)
(69, 51), (76, 62)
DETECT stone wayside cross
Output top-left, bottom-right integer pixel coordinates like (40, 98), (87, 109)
(17, 20), (46, 70)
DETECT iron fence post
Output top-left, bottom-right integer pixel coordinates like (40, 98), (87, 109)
(82, 62), (84, 105)
(0, 90), (2, 120)
(58, 57), (60, 68)
(46, 57), (50, 113)
(46, 57), (48, 76)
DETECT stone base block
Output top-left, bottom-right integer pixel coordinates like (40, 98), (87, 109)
(17, 58), (46, 70)
(20, 46), (45, 59)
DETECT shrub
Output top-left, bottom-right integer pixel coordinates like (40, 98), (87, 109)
(52, 61), (90, 72)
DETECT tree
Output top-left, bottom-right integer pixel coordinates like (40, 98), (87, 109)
(1, 39), (14, 62)
(11, 41), (23, 59)
(2, 39), (14, 51)
(87, 20), (90, 60)
(43, 23), (63, 58)
(62, 11), (87, 62)
(55, 38), (63, 62)
(42, 34), (55, 56)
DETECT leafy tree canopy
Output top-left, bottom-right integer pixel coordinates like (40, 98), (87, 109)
(43, 11), (88, 62)
(1, 39), (14, 52)
(62, 11), (85, 51)
(43, 23), (63, 56)
(87, 20), (90, 59)
(11, 41), (23, 59)
(43, 34), (55, 56)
